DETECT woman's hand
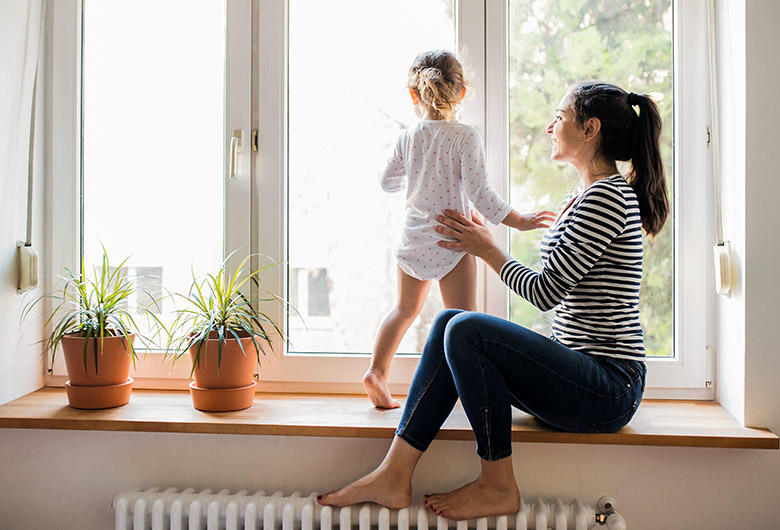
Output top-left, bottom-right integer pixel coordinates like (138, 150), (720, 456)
(435, 210), (512, 273)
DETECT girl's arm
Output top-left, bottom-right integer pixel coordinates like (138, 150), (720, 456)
(500, 209), (556, 231)
(459, 127), (513, 223)
(379, 135), (408, 192)
(459, 128), (554, 229)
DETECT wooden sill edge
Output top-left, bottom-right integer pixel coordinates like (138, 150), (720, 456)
(0, 387), (777, 450)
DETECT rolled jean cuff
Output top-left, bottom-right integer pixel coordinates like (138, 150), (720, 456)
(477, 446), (513, 462)
(395, 429), (430, 453)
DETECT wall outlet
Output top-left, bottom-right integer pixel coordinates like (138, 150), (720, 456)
(17, 242), (39, 293)
(714, 241), (731, 296)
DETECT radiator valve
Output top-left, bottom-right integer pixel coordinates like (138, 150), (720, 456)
(596, 496), (626, 530)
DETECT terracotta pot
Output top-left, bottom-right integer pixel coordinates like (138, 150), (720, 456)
(61, 333), (135, 387)
(189, 333), (258, 390)
(189, 380), (256, 412)
(65, 378), (134, 410)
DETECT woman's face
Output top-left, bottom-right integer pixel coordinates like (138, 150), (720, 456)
(546, 92), (585, 164)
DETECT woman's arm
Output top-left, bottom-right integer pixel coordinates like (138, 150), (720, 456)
(437, 181), (629, 311)
(436, 209), (554, 273)
(435, 210), (513, 274)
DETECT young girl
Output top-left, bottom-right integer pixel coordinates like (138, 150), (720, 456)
(364, 50), (554, 408)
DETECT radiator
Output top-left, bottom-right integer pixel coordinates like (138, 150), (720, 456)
(113, 488), (626, 530)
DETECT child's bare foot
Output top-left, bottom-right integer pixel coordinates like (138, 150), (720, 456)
(363, 370), (401, 409)
(423, 477), (520, 521)
(317, 465), (411, 509)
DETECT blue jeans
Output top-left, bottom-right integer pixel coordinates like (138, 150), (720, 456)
(396, 309), (646, 461)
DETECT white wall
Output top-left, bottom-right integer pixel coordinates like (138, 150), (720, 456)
(742, 0), (780, 431)
(2, 1), (780, 529)
(0, 0), (45, 404)
(714, 0), (747, 423)
(1, 429), (779, 530)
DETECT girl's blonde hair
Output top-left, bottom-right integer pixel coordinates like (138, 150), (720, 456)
(408, 50), (465, 121)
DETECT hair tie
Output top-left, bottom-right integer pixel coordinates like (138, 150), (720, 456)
(628, 92), (641, 106)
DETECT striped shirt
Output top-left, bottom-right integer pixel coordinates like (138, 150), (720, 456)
(499, 175), (645, 360)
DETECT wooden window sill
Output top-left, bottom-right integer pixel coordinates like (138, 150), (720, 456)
(0, 387), (776, 449)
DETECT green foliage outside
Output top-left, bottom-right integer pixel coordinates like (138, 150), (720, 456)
(507, 0), (674, 357)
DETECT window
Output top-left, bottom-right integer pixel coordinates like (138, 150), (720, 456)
(48, 0), (251, 382)
(481, 0), (713, 397)
(286, 0), (454, 355)
(505, 0), (674, 360)
(82, 0), (227, 348)
(49, 0), (713, 397)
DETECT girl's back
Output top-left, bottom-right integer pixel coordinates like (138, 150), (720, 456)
(381, 120), (510, 281)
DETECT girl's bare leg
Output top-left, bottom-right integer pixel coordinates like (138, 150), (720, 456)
(318, 436), (424, 509)
(364, 268), (431, 409)
(423, 455), (520, 521)
(439, 254), (477, 311)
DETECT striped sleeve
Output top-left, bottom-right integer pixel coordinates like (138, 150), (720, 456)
(499, 182), (628, 311)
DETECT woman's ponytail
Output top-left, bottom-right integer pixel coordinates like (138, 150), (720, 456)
(570, 82), (669, 237)
(627, 93), (668, 237)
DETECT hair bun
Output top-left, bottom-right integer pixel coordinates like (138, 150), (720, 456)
(408, 50), (465, 121)
(420, 67), (443, 81)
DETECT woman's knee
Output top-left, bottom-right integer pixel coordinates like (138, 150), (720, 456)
(423, 309), (466, 348)
(443, 312), (533, 364)
(434, 308), (465, 328)
(442, 312), (484, 360)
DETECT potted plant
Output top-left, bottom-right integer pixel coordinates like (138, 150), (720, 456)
(165, 255), (286, 412)
(24, 248), (160, 409)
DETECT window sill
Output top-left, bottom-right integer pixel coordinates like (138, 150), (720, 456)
(0, 388), (776, 449)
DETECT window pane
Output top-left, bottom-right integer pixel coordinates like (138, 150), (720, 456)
(82, 0), (226, 345)
(507, 1), (674, 358)
(287, 0), (456, 354)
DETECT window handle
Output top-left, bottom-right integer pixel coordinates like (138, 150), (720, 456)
(229, 129), (242, 180)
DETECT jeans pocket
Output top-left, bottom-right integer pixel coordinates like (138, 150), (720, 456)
(608, 358), (645, 391)
(582, 398), (640, 434)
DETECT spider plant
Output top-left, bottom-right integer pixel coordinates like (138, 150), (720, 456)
(165, 254), (286, 376)
(23, 246), (161, 374)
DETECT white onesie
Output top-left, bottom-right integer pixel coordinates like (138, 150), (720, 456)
(380, 120), (511, 281)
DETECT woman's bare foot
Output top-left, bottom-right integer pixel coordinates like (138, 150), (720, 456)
(423, 457), (520, 521)
(363, 370), (401, 409)
(319, 437), (422, 509)
(317, 465), (411, 509)
(423, 478), (520, 520)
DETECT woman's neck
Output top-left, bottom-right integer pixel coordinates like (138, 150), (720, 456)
(576, 158), (620, 189)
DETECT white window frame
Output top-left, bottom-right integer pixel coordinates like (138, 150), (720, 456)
(252, 0), (487, 394)
(46, 0), (252, 387)
(47, 0), (714, 398)
(481, 0), (714, 399)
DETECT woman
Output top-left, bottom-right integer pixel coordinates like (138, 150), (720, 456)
(318, 81), (669, 521)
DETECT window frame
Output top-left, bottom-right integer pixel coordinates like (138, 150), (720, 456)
(47, 0), (714, 398)
(46, 0), (253, 386)
(480, 0), (714, 399)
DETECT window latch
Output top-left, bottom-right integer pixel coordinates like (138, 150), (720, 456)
(229, 130), (242, 180)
